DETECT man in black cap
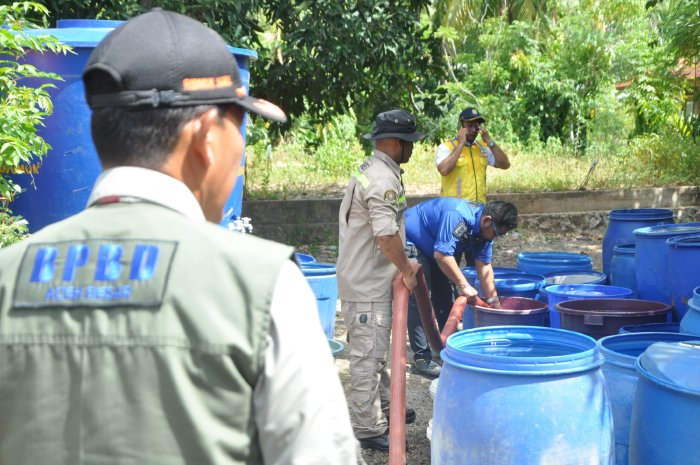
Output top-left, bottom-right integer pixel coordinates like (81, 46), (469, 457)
(337, 109), (426, 452)
(436, 107), (510, 204)
(0, 9), (361, 465)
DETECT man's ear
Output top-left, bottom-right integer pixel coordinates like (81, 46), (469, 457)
(190, 108), (220, 166)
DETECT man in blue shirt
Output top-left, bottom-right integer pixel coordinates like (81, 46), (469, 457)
(405, 199), (518, 371)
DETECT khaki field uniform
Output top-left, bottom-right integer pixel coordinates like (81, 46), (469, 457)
(337, 149), (407, 438)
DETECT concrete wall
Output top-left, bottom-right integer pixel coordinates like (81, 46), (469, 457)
(243, 186), (700, 244)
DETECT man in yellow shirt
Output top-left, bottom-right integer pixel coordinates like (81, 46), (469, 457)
(436, 107), (510, 204)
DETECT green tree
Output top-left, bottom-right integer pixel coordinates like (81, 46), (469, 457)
(0, 1), (71, 246)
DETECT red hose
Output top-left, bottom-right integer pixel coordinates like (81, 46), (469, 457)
(389, 264), (490, 464)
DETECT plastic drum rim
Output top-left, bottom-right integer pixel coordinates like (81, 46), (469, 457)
(636, 344), (700, 396)
(633, 222), (700, 238)
(442, 326), (602, 376)
(599, 332), (700, 369)
(608, 209), (674, 221)
(666, 233), (700, 248)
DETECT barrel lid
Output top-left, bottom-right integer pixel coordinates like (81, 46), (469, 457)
(633, 222), (700, 238)
(638, 341), (700, 394)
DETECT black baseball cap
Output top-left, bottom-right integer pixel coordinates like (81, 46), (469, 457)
(362, 109), (426, 142)
(459, 107), (485, 123)
(83, 8), (286, 122)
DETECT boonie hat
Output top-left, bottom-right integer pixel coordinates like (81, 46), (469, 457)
(459, 107), (485, 123)
(362, 109), (426, 142)
(83, 8), (286, 122)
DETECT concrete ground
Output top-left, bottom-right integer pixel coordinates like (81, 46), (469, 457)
(304, 226), (605, 465)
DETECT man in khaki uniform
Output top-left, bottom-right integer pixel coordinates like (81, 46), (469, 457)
(337, 109), (426, 452)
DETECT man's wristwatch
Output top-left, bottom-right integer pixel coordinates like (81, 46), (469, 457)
(486, 296), (500, 304)
(487, 140), (496, 149)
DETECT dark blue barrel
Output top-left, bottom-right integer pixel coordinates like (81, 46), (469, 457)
(301, 264), (337, 339)
(610, 243), (637, 297)
(433, 326), (613, 465)
(619, 322), (680, 334)
(667, 234), (700, 320)
(460, 266), (521, 287)
(634, 222), (700, 306)
(680, 293), (700, 336)
(543, 270), (606, 286)
(599, 333), (700, 465)
(11, 20), (256, 231)
(517, 252), (593, 275)
(603, 209), (674, 281)
(295, 253), (316, 264)
(629, 341), (700, 465)
(545, 284), (633, 329)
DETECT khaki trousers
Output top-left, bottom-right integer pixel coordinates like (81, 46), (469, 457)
(341, 300), (392, 439)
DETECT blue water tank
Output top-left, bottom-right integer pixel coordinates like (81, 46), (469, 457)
(543, 270), (607, 286)
(460, 266), (521, 287)
(680, 295), (700, 336)
(610, 243), (637, 297)
(629, 340), (700, 465)
(667, 234), (700, 320)
(294, 253), (317, 265)
(545, 284), (633, 329)
(517, 252), (593, 276)
(433, 326), (613, 465)
(619, 322), (680, 334)
(10, 20), (256, 231)
(599, 332), (700, 465)
(602, 209), (674, 281)
(634, 222), (700, 308)
(301, 264), (337, 340)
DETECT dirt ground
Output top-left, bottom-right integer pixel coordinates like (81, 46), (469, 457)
(302, 226), (605, 465)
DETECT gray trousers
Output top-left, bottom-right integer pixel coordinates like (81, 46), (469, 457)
(342, 300), (392, 439)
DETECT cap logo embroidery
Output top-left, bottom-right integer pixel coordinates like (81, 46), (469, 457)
(182, 75), (233, 92)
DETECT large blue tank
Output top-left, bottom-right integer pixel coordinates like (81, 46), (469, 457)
(10, 20), (256, 231)
(300, 264), (337, 340)
(634, 222), (700, 309)
(610, 243), (637, 297)
(433, 326), (613, 465)
(667, 234), (700, 320)
(545, 284), (633, 329)
(629, 340), (700, 465)
(598, 332), (700, 465)
(517, 251), (593, 276)
(602, 209), (674, 281)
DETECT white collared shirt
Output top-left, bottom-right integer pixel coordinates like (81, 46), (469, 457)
(88, 167), (360, 465)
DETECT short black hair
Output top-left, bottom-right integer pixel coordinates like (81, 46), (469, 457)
(87, 70), (224, 168)
(485, 201), (518, 231)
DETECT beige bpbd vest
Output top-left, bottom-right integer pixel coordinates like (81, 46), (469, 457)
(0, 201), (293, 465)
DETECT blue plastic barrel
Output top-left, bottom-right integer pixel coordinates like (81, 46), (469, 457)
(301, 264), (337, 339)
(619, 322), (680, 334)
(545, 284), (634, 329)
(634, 222), (700, 307)
(295, 253), (316, 265)
(599, 333), (700, 465)
(629, 341), (700, 465)
(543, 270), (607, 286)
(10, 20), (256, 231)
(475, 273), (546, 299)
(433, 326), (613, 465)
(680, 294), (700, 336)
(460, 266), (521, 286)
(602, 209), (674, 281)
(517, 252), (593, 276)
(610, 243), (637, 297)
(667, 234), (700, 320)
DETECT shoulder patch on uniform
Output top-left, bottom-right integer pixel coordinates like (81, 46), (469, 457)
(467, 201), (481, 209)
(452, 221), (470, 239)
(359, 158), (374, 173)
(384, 189), (398, 203)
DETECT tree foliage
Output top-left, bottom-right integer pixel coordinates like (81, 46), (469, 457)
(1, 1), (71, 243)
